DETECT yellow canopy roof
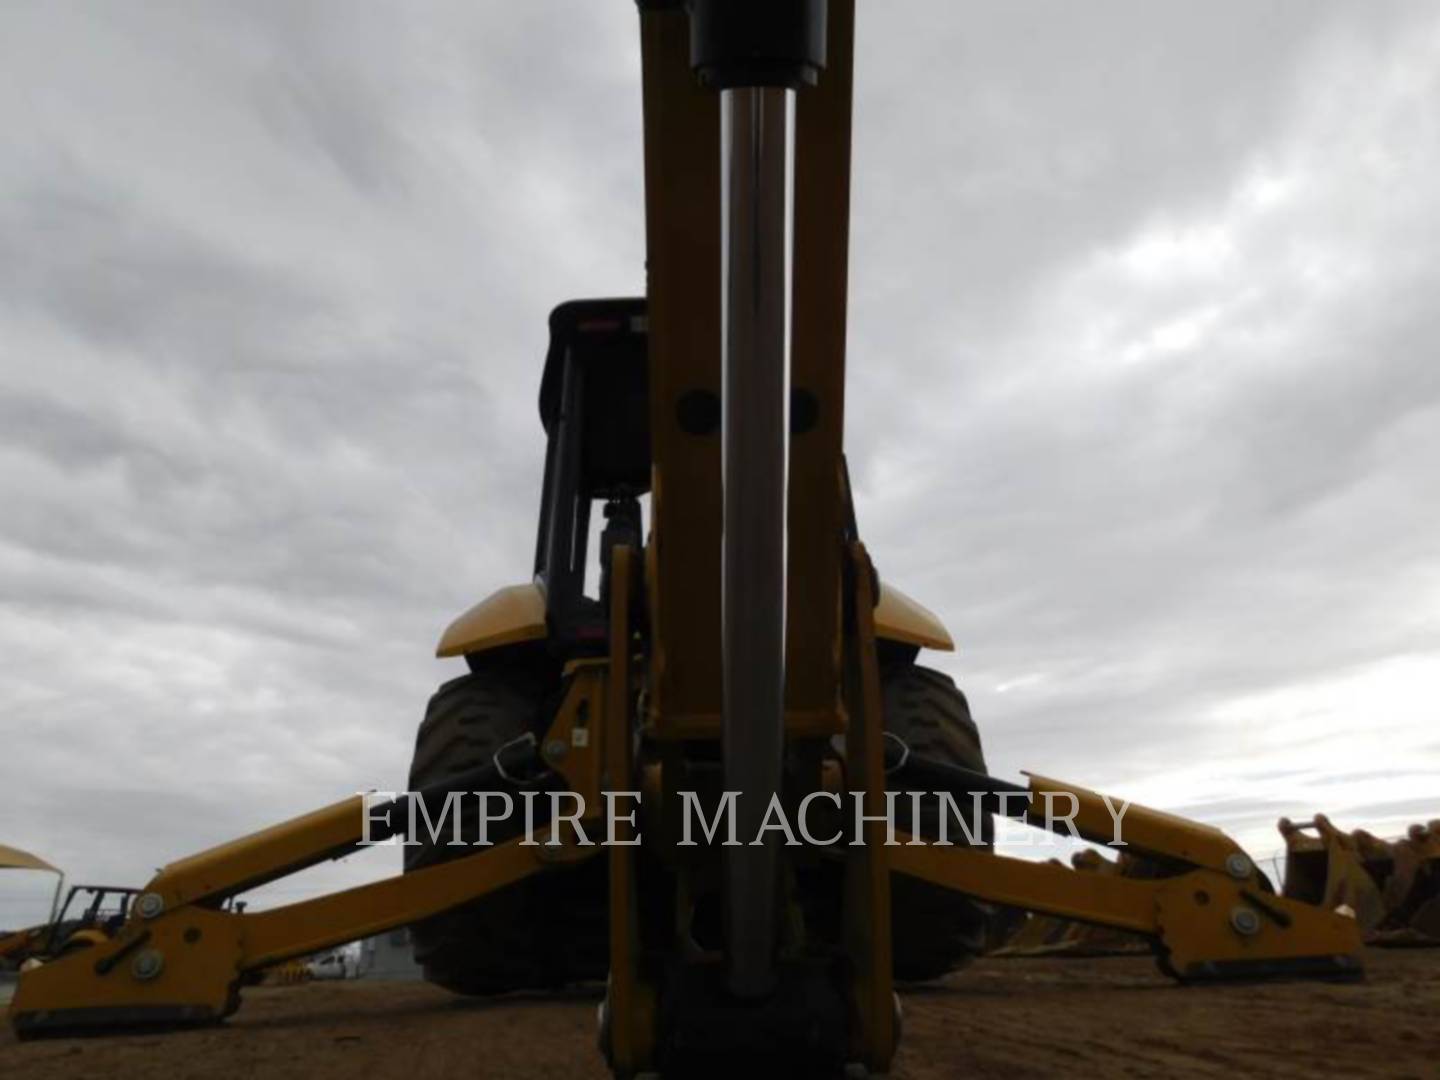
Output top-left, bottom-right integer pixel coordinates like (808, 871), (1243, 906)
(0, 844), (60, 875)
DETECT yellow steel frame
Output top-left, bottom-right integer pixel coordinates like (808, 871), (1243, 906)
(639, 3), (724, 739)
(638, 0), (856, 743)
(784, 0), (855, 736)
(602, 546), (654, 1073)
(843, 541), (897, 1070)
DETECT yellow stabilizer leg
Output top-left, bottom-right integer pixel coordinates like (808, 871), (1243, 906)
(890, 775), (1366, 982)
(9, 830), (595, 1038)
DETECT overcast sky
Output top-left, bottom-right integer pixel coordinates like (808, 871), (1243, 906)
(2, 2), (1438, 926)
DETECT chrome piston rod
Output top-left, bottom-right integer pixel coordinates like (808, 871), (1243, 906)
(721, 85), (791, 998)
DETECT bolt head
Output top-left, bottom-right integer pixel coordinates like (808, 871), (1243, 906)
(1225, 853), (1252, 880)
(1229, 905), (1262, 936)
(136, 892), (165, 919)
(131, 948), (165, 981)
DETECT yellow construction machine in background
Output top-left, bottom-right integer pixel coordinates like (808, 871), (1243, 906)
(995, 815), (1440, 959)
(1281, 815), (1440, 946)
(0, 853), (138, 973)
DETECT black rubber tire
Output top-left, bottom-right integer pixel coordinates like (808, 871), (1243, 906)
(408, 654), (989, 989)
(883, 663), (995, 980)
(404, 650), (608, 995)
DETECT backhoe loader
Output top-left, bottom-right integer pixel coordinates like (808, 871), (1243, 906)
(5, 887), (141, 969)
(9, 3), (1365, 1075)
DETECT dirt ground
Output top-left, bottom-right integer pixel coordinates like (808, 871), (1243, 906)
(3, 949), (1436, 1079)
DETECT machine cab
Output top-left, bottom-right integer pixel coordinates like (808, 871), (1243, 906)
(436, 295), (953, 664)
(534, 298), (651, 650)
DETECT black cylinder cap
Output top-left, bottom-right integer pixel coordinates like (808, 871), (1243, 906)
(687, 0), (827, 90)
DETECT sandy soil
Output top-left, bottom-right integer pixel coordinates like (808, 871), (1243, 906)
(3, 949), (1436, 1079)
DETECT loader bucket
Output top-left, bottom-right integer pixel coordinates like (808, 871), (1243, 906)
(1278, 815), (1440, 945)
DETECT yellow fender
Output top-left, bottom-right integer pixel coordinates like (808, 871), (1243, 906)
(58, 928), (108, 952)
(874, 582), (953, 652)
(436, 579), (953, 658)
(436, 583), (548, 658)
